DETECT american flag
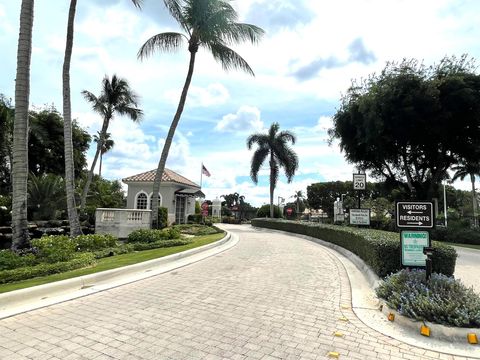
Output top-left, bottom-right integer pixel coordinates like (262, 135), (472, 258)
(202, 164), (211, 177)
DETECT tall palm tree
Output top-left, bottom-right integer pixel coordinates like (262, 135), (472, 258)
(93, 132), (115, 177)
(80, 75), (142, 211)
(293, 190), (305, 216)
(62, 0), (142, 235)
(12, 0), (34, 250)
(138, 0), (264, 228)
(247, 122), (299, 218)
(62, 0), (82, 236)
(452, 159), (480, 227)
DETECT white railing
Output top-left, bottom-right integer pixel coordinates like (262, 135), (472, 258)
(95, 208), (152, 238)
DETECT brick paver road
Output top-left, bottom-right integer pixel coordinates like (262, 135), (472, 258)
(0, 225), (475, 360)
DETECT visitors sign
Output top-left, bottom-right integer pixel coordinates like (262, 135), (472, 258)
(349, 209), (370, 225)
(396, 201), (434, 229)
(401, 230), (430, 267)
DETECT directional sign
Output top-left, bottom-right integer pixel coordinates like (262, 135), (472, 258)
(353, 173), (366, 190)
(396, 201), (434, 229)
(401, 230), (430, 267)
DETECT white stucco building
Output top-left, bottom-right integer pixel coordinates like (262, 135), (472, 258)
(122, 168), (205, 225)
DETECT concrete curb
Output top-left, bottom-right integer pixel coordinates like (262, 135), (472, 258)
(0, 231), (238, 319)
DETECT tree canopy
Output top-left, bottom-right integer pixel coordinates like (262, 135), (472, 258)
(330, 55), (480, 200)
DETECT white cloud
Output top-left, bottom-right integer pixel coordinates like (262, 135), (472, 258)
(164, 83), (230, 107)
(313, 116), (333, 132)
(215, 106), (264, 133)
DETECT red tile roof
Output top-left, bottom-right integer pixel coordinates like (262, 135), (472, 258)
(122, 168), (200, 188)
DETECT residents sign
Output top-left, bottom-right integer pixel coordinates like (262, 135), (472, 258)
(349, 208), (370, 225)
(401, 230), (430, 267)
(396, 201), (434, 229)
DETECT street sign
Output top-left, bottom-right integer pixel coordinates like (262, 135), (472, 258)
(201, 209), (208, 216)
(353, 173), (366, 190)
(286, 208), (293, 216)
(401, 230), (430, 267)
(349, 208), (370, 225)
(201, 202), (209, 210)
(396, 201), (434, 228)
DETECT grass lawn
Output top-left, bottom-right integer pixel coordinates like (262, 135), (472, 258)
(0, 232), (225, 294)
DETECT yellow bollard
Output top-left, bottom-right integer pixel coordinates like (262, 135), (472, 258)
(387, 313), (395, 322)
(420, 325), (430, 337)
(327, 351), (340, 358)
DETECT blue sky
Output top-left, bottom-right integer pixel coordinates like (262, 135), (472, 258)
(1, 0), (480, 206)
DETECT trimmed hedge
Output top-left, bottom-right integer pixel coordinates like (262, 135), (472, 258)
(127, 228), (181, 243)
(75, 234), (118, 252)
(0, 253), (96, 284)
(130, 239), (192, 251)
(251, 219), (457, 277)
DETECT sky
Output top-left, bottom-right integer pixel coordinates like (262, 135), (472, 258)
(1, 0), (480, 206)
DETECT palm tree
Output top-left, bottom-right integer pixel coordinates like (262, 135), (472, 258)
(12, 0), (34, 250)
(452, 158), (480, 227)
(138, 0), (264, 227)
(247, 122), (299, 218)
(293, 190), (305, 217)
(80, 75), (142, 211)
(93, 132), (115, 177)
(62, 0), (142, 235)
(62, 0), (82, 237)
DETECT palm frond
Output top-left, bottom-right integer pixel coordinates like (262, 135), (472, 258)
(247, 133), (268, 150)
(163, 0), (189, 32)
(220, 23), (264, 45)
(270, 161), (279, 190)
(250, 147), (269, 184)
(131, 0), (143, 9)
(207, 42), (254, 76)
(278, 130), (296, 145)
(116, 105), (144, 122)
(138, 32), (185, 60)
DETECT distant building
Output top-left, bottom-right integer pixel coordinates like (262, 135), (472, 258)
(122, 168), (205, 225)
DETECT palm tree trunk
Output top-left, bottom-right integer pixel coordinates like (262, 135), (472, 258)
(80, 121), (107, 212)
(12, 0), (34, 250)
(269, 154), (274, 218)
(63, 0), (82, 237)
(471, 173), (478, 227)
(99, 152), (103, 177)
(151, 50), (197, 228)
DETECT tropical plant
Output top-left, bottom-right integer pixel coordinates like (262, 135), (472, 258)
(12, 0), (34, 250)
(138, 0), (264, 227)
(93, 132), (114, 177)
(247, 122), (299, 217)
(451, 157), (480, 227)
(293, 190), (305, 217)
(28, 173), (66, 221)
(80, 75), (142, 212)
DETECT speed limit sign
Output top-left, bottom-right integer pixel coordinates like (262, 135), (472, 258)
(353, 173), (366, 190)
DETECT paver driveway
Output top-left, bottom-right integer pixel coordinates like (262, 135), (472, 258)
(0, 225), (475, 360)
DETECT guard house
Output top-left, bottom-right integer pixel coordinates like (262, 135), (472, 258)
(122, 168), (205, 225)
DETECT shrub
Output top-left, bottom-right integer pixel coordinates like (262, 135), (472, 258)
(0, 253), (96, 284)
(175, 224), (220, 236)
(158, 207), (168, 229)
(431, 226), (480, 245)
(31, 235), (77, 263)
(127, 228), (181, 243)
(251, 219), (457, 277)
(376, 269), (480, 328)
(222, 216), (241, 224)
(130, 238), (193, 251)
(187, 214), (203, 224)
(75, 234), (118, 252)
(256, 205), (282, 218)
(0, 250), (36, 270)
(92, 244), (134, 259)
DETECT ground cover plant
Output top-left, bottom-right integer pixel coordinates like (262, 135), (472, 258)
(376, 269), (480, 328)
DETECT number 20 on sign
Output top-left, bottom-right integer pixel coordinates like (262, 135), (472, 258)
(353, 173), (366, 190)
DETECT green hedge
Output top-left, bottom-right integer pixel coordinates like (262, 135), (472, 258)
(127, 228), (181, 243)
(0, 253), (96, 284)
(75, 234), (118, 252)
(130, 239), (192, 251)
(251, 219), (457, 278)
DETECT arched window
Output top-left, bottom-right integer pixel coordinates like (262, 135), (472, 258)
(149, 193), (162, 209)
(136, 192), (148, 209)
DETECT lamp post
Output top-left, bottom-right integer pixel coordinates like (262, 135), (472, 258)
(277, 196), (284, 216)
